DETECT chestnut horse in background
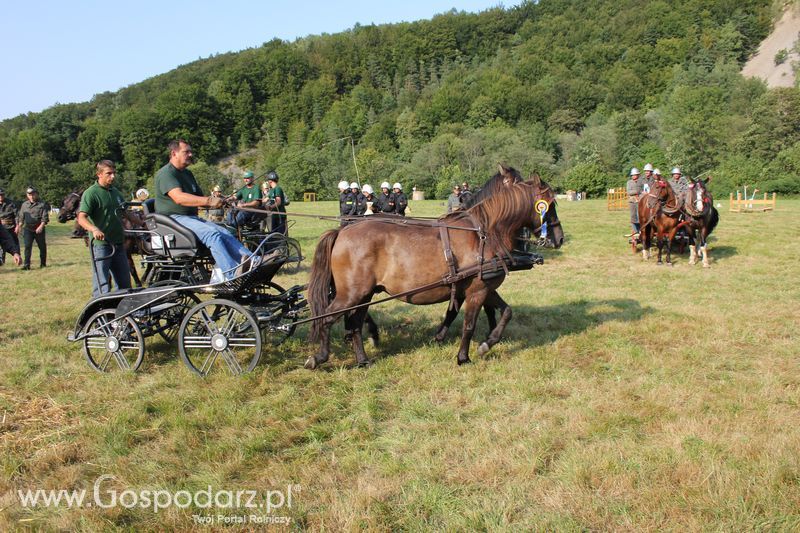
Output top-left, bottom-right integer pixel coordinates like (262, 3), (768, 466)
(305, 165), (564, 369)
(57, 189), (145, 286)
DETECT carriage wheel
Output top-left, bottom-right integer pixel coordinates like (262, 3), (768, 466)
(82, 309), (145, 373)
(148, 281), (201, 343)
(253, 281), (298, 346)
(178, 299), (262, 377)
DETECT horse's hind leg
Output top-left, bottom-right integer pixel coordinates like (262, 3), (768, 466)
(364, 311), (379, 347)
(477, 291), (511, 357)
(456, 292), (487, 365)
(349, 306), (372, 367)
(128, 254), (142, 287)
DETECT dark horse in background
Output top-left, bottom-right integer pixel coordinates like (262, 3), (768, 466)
(57, 189), (145, 286)
(638, 178), (719, 266)
(682, 178), (719, 268)
(305, 165), (564, 368)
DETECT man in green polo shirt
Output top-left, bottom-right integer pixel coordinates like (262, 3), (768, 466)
(155, 139), (255, 280)
(77, 160), (132, 296)
(226, 170), (264, 228)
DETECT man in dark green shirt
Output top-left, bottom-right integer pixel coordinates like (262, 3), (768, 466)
(155, 139), (254, 280)
(226, 171), (264, 228)
(264, 171), (287, 235)
(78, 160), (132, 296)
(15, 186), (49, 270)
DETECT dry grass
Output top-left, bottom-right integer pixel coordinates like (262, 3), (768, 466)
(0, 198), (799, 531)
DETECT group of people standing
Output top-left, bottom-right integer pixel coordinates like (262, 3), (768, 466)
(446, 181), (475, 213)
(338, 181), (408, 223)
(0, 186), (50, 269)
(626, 163), (691, 236)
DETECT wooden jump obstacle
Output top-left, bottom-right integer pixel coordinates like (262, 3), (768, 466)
(607, 188), (628, 211)
(303, 192), (317, 202)
(729, 192), (776, 212)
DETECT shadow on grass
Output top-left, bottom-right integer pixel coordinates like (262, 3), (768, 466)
(282, 298), (653, 371)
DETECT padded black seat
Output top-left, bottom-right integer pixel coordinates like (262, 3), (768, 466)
(140, 199), (208, 259)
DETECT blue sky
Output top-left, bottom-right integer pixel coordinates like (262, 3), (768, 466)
(0, 0), (511, 121)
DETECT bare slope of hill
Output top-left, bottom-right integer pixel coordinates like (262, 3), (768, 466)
(741, 5), (800, 87)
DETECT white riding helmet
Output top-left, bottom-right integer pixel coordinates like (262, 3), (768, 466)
(653, 168), (662, 176)
(338, 180), (349, 190)
(643, 163), (654, 171)
(350, 182), (359, 189)
(392, 182), (402, 190)
(630, 168), (640, 176)
(362, 184), (374, 195)
(671, 167), (681, 175)
(380, 181), (391, 189)
(136, 188), (150, 200)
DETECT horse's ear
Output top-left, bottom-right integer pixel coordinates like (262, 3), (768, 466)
(498, 163), (510, 177)
(528, 172), (541, 187)
(703, 176), (710, 184)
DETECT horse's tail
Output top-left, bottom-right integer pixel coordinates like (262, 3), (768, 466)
(308, 229), (340, 342)
(707, 206), (719, 236)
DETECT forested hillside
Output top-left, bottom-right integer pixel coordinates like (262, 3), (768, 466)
(1, 0), (798, 204)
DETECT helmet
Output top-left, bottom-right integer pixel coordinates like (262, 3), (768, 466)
(392, 182), (402, 190)
(136, 188), (150, 200)
(630, 168), (640, 176)
(267, 170), (279, 182)
(243, 171), (254, 179)
(380, 181), (390, 189)
(349, 182), (359, 189)
(338, 180), (349, 190)
(671, 167), (681, 175)
(212, 185), (221, 193)
(653, 168), (661, 176)
(362, 184), (373, 195)
(262, 182), (269, 190)
(644, 163), (654, 171)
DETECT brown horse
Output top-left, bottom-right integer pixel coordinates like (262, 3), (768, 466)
(682, 178), (719, 268)
(305, 165), (564, 368)
(57, 189), (144, 286)
(638, 179), (683, 265)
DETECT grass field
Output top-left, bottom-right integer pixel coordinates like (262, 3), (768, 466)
(1, 197), (799, 531)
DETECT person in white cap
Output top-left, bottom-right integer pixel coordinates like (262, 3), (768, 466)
(642, 163), (655, 193)
(376, 181), (395, 213)
(626, 168), (642, 237)
(338, 180), (355, 226)
(350, 182), (368, 215)
(392, 182), (408, 216)
(669, 167), (689, 197)
(361, 184), (376, 215)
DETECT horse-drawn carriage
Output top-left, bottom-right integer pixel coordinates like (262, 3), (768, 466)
(67, 216), (306, 376)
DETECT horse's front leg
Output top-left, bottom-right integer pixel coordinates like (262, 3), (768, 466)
(456, 293), (485, 365)
(700, 230), (710, 268)
(656, 231), (665, 264)
(349, 306), (372, 367)
(434, 299), (462, 343)
(477, 291), (511, 357)
(128, 250), (142, 287)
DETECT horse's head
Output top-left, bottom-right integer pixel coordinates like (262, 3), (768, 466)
(687, 177), (712, 215)
(525, 171), (564, 249)
(57, 190), (82, 223)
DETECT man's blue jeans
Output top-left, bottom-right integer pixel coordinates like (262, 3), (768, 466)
(171, 215), (251, 279)
(91, 243), (132, 297)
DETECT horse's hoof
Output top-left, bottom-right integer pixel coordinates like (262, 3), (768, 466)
(703, 263), (710, 269)
(477, 342), (490, 357)
(657, 261), (663, 266)
(357, 359), (372, 368)
(368, 336), (378, 348)
(304, 356), (317, 370)
(457, 357), (472, 366)
(667, 262), (673, 267)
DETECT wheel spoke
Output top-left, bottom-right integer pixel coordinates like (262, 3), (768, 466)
(198, 308), (218, 335)
(220, 348), (243, 376)
(199, 349), (218, 376)
(99, 350), (113, 371)
(113, 350), (131, 370)
(220, 308), (238, 337)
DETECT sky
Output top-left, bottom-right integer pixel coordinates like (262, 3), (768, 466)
(0, 0), (512, 121)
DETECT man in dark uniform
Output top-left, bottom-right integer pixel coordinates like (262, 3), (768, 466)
(155, 139), (255, 280)
(377, 181), (395, 214)
(338, 180), (355, 226)
(16, 186), (49, 270)
(77, 160), (132, 296)
(226, 171), (263, 228)
(459, 181), (473, 208)
(264, 171), (287, 235)
(0, 188), (20, 264)
(392, 182), (408, 216)
(351, 182), (367, 216)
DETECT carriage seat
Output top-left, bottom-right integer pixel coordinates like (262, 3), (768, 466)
(141, 199), (209, 259)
